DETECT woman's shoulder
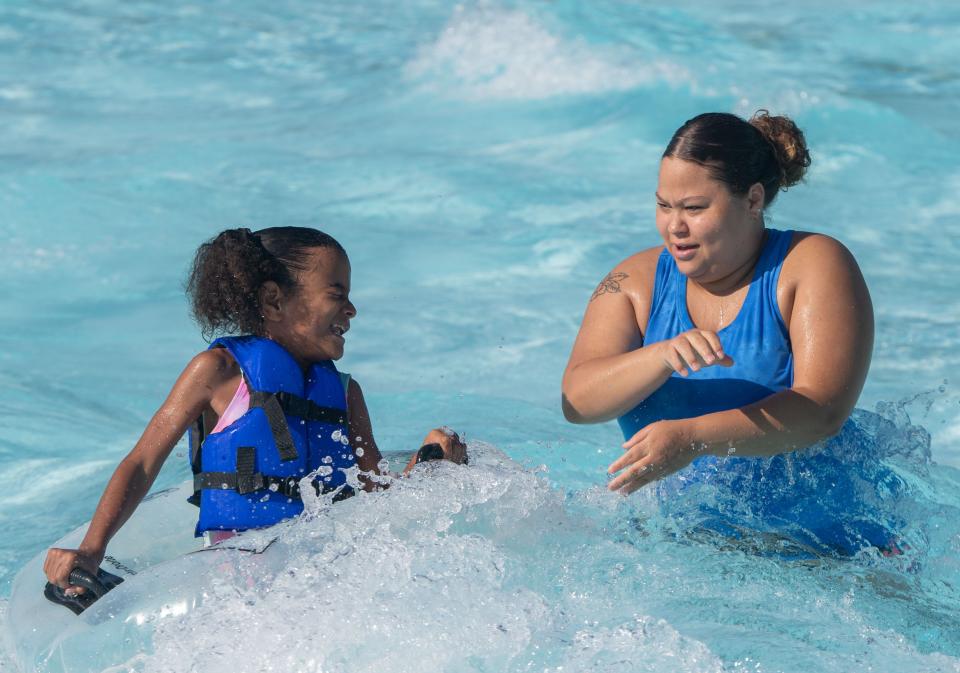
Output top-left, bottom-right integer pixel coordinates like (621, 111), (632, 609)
(601, 245), (664, 298)
(778, 230), (869, 325)
(782, 231), (861, 281)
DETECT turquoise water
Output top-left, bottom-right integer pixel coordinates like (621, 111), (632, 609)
(2, 1), (960, 671)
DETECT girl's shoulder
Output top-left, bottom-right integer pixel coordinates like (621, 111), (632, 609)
(179, 347), (243, 402)
(189, 345), (242, 377)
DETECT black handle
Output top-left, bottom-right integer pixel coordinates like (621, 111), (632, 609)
(67, 567), (109, 598)
(416, 442), (445, 463)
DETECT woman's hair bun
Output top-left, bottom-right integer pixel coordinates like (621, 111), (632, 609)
(749, 110), (811, 189)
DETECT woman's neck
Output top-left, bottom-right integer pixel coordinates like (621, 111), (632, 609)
(697, 228), (767, 296)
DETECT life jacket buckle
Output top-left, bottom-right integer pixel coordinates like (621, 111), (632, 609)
(236, 472), (265, 495)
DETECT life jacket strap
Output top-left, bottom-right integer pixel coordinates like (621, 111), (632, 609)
(273, 391), (348, 425)
(248, 392), (299, 462)
(193, 445), (354, 501)
(193, 471), (355, 501)
(247, 391), (349, 463)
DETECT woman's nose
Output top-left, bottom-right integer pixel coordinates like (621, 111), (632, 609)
(667, 210), (688, 235)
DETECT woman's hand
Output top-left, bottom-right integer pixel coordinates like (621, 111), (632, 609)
(607, 420), (702, 493)
(43, 546), (104, 595)
(404, 427), (468, 473)
(657, 329), (734, 377)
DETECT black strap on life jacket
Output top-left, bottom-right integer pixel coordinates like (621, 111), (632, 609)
(247, 391), (349, 463)
(188, 390), (349, 507)
(194, 446), (354, 502)
(186, 414), (207, 507)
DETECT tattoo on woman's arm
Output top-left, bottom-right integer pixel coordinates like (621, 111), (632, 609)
(591, 272), (628, 301)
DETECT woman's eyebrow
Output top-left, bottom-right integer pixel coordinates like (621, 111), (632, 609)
(655, 193), (708, 204)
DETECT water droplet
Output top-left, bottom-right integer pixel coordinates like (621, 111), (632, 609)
(355, 447), (365, 457)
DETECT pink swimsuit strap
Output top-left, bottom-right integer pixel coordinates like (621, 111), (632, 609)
(210, 379), (250, 434)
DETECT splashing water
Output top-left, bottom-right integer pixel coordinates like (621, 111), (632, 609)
(2, 0), (960, 671)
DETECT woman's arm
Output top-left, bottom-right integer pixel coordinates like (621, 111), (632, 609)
(562, 250), (731, 423)
(609, 234), (874, 492)
(43, 349), (239, 590)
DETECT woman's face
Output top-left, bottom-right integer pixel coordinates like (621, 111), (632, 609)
(655, 157), (763, 283)
(270, 247), (357, 367)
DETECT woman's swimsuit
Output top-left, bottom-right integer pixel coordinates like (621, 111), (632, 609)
(619, 228), (794, 438)
(617, 229), (902, 556)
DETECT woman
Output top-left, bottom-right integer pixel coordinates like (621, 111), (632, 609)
(561, 112), (887, 552)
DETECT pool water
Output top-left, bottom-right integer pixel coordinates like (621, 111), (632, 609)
(1, 1), (959, 671)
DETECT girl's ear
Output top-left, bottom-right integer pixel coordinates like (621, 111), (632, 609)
(259, 281), (284, 323)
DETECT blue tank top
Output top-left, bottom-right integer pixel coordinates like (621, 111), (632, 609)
(614, 229), (904, 556)
(618, 228), (794, 438)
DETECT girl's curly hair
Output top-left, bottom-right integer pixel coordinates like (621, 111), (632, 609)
(185, 226), (346, 340)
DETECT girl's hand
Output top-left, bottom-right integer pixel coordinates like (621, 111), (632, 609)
(658, 329), (734, 377)
(43, 546), (104, 595)
(607, 420), (701, 494)
(422, 427), (468, 464)
(403, 427), (468, 473)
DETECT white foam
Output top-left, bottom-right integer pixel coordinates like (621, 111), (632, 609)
(918, 172), (960, 220)
(934, 414), (960, 467)
(0, 599), (11, 670)
(133, 447), (721, 673)
(0, 458), (114, 508)
(0, 85), (33, 101)
(406, 5), (692, 100)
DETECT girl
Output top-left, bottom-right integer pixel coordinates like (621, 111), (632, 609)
(45, 227), (466, 594)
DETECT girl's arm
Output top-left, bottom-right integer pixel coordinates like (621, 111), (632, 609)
(346, 378), (386, 490)
(346, 378), (466, 484)
(43, 349), (239, 591)
(609, 234), (874, 492)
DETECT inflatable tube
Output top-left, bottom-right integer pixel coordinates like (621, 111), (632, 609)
(4, 481), (281, 673)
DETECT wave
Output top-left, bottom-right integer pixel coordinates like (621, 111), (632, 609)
(405, 4), (692, 100)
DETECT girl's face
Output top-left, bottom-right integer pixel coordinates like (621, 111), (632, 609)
(655, 157), (764, 283)
(268, 247), (356, 367)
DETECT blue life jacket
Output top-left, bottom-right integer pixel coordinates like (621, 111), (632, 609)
(188, 336), (355, 535)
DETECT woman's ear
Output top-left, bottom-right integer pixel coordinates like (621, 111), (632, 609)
(747, 182), (765, 218)
(259, 281), (284, 323)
